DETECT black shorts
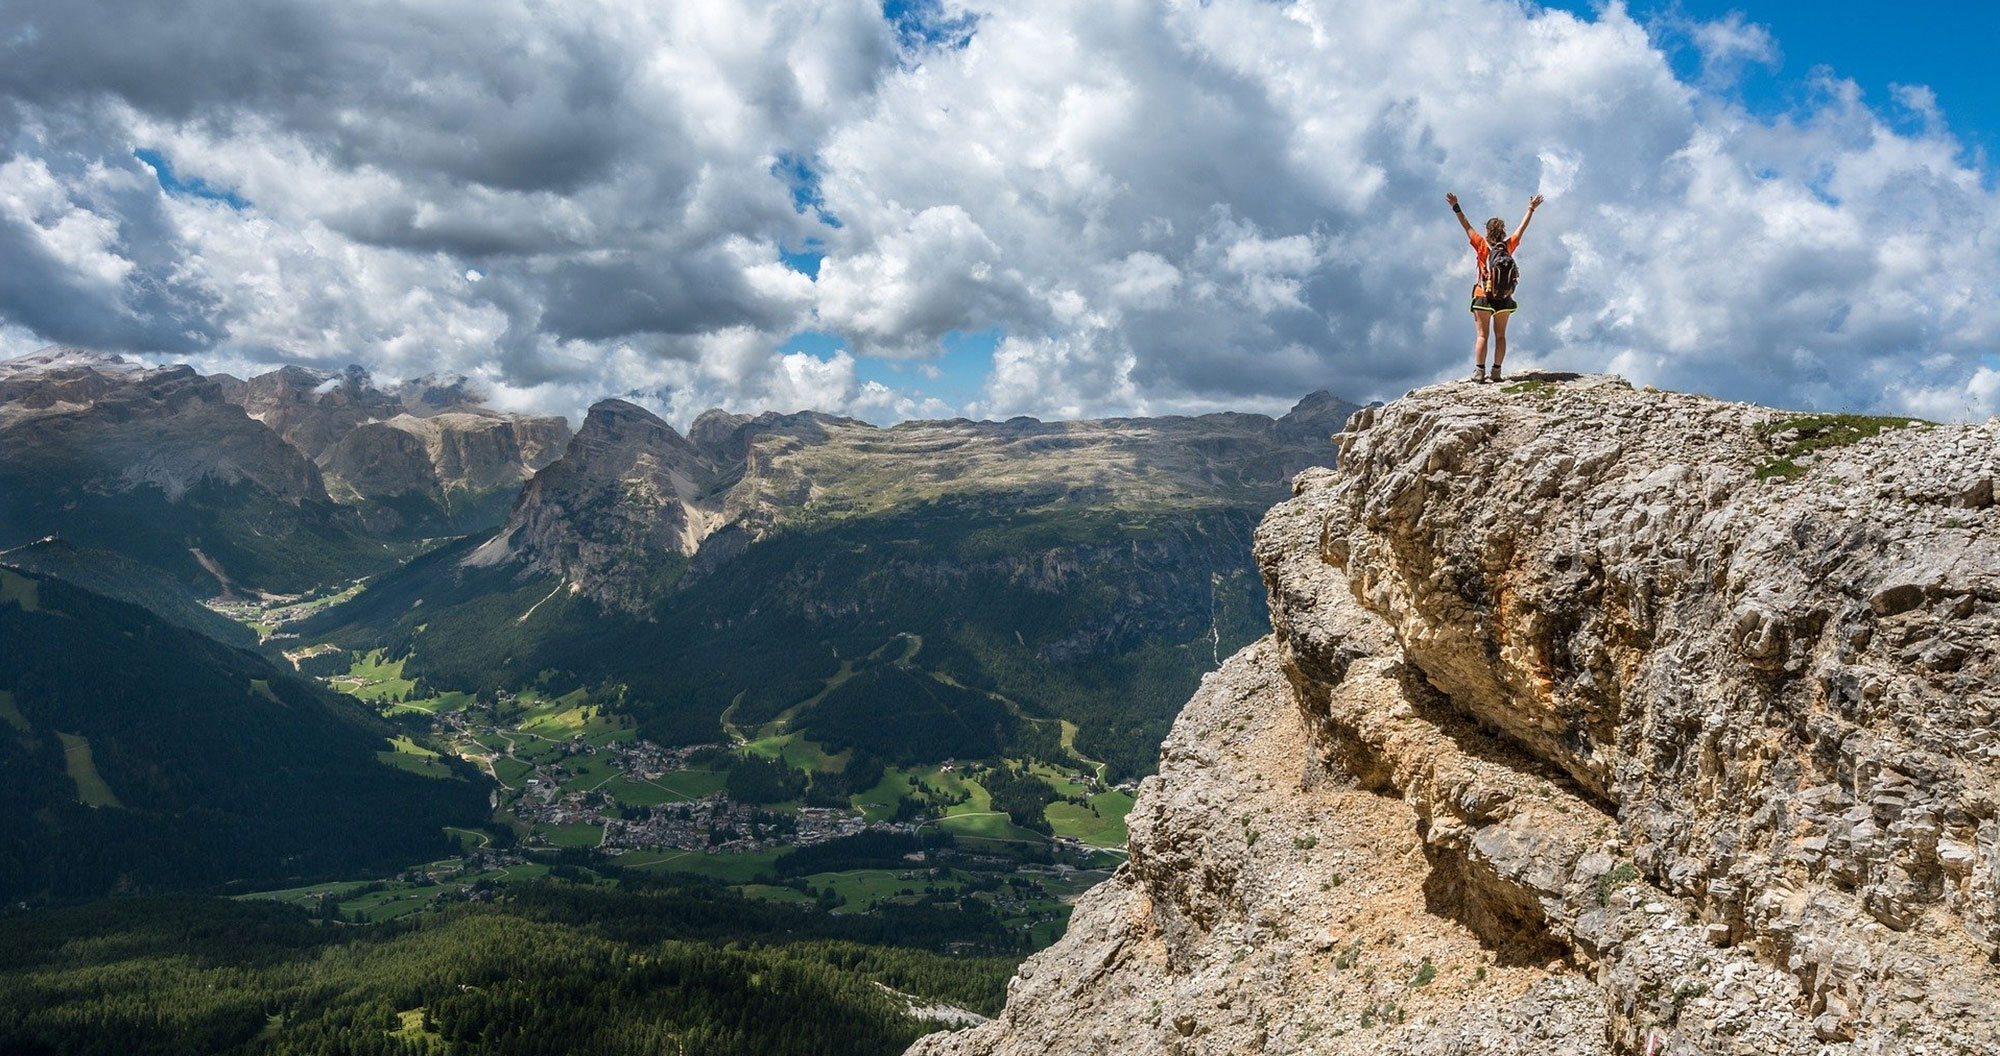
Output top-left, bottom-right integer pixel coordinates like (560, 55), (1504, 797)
(1470, 294), (1518, 314)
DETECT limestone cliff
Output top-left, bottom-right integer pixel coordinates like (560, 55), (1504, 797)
(222, 364), (390, 460)
(223, 363), (569, 535)
(913, 375), (1999, 1055)
(466, 398), (724, 612)
(317, 410), (570, 534)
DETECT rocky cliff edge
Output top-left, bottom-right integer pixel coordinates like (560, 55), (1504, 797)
(912, 374), (2000, 1055)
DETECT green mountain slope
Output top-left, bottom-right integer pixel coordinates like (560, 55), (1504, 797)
(305, 492), (1277, 780)
(0, 567), (490, 903)
(0, 539), (261, 650)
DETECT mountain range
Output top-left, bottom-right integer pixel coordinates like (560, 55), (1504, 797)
(302, 389), (1353, 776)
(0, 344), (1352, 781)
(0, 350), (376, 594)
(0, 350), (568, 594)
(220, 363), (569, 538)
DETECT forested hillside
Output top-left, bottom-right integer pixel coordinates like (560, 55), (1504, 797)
(302, 500), (1271, 779)
(0, 539), (261, 649)
(0, 880), (1016, 1056)
(0, 568), (489, 902)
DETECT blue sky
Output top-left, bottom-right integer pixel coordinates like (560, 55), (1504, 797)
(133, 148), (250, 209)
(1545, 1), (2000, 160)
(781, 328), (1000, 411)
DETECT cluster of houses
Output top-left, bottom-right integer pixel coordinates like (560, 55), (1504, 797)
(493, 729), (900, 854)
(599, 798), (887, 854)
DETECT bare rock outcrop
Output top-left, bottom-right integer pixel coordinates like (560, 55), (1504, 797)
(225, 363), (570, 534)
(317, 410), (570, 533)
(225, 364), (390, 459)
(915, 375), (1999, 1055)
(467, 398), (724, 612)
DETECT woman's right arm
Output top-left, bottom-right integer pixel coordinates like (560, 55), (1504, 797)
(1446, 192), (1474, 235)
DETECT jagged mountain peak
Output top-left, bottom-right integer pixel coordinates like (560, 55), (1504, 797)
(1281, 387), (1341, 418)
(567, 399), (706, 468)
(215, 362), (569, 535)
(1274, 387), (1357, 438)
(579, 396), (678, 435)
(399, 372), (484, 412)
(468, 397), (723, 602)
(687, 407), (751, 446)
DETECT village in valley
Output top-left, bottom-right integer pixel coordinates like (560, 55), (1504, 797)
(239, 596), (1132, 939)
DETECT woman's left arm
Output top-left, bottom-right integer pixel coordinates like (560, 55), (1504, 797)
(1513, 194), (1545, 247)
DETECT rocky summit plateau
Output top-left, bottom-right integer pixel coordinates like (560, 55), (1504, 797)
(912, 375), (1999, 1055)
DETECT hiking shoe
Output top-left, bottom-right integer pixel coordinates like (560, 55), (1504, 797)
(1470, 365), (1487, 384)
(1489, 364), (1504, 382)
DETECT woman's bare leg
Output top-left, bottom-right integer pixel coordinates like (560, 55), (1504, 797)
(1492, 312), (1511, 371)
(1473, 311), (1491, 369)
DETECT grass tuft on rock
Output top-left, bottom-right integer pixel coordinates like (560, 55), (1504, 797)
(1754, 413), (1929, 482)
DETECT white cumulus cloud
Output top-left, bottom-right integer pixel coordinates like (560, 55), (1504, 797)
(0, 0), (1993, 422)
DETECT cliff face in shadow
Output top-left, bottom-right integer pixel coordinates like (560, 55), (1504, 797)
(913, 375), (1999, 1055)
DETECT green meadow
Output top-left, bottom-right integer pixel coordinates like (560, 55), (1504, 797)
(530, 822), (605, 849)
(0, 690), (29, 733)
(377, 735), (456, 779)
(334, 648), (417, 702)
(1045, 790), (1135, 847)
(56, 732), (123, 808)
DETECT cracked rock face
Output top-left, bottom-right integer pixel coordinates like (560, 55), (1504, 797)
(913, 375), (1999, 1055)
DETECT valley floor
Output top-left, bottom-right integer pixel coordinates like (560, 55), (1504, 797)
(234, 585), (1133, 948)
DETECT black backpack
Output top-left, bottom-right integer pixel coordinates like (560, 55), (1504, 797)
(1485, 238), (1518, 299)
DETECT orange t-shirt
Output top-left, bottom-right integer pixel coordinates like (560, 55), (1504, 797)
(1468, 230), (1521, 297)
